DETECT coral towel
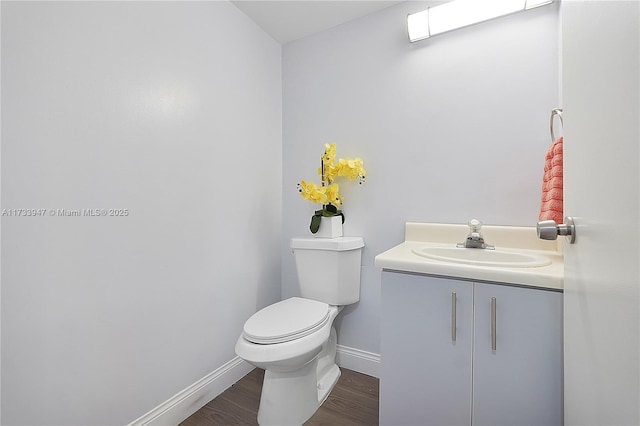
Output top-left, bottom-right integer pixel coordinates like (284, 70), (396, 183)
(539, 136), (564, 224)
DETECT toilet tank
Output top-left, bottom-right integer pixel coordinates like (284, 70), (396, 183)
(290, 237), (364, 306)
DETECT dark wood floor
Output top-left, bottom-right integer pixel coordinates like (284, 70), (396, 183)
(180, 368), (379, 425)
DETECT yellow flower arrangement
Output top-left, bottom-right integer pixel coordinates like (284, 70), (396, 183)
(297, 143), (366, 233)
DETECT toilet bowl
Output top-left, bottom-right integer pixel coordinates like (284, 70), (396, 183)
(235, 298), (342, 425)
(235, 236), (364, 426)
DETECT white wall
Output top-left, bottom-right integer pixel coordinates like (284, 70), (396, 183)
(1, 2), (282, 425)
(282, 1), (560, 355)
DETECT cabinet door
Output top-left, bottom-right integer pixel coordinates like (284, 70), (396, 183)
(472, 283), (563, 426)
(380, 272), (473, 426)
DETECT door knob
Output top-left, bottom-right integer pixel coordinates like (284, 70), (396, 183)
(537, 217), (576, 244)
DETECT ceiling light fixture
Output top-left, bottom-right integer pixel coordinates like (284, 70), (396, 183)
(407, 0), (554, 43)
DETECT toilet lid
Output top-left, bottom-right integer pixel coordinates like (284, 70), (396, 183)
(243, 297), (330, 344)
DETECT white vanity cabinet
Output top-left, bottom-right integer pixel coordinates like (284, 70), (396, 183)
(380, 270), (563, 426)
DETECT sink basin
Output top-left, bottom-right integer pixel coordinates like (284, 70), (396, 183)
(412, 246), (552, 268)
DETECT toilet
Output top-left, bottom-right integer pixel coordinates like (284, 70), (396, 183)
(235, 236), (364, 426)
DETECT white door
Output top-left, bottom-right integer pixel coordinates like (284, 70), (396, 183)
(561, 1), (639, 425)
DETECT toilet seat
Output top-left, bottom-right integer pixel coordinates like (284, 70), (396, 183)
(243, 297), (330, 344)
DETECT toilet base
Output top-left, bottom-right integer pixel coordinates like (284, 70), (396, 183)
(257, 327), (340, 426)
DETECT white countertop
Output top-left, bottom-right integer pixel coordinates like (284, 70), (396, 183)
(374, 222), (564, 290)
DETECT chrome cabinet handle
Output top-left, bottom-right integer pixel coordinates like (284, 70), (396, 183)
(451, 292), (457, 342)
(491, 297), (497, 351)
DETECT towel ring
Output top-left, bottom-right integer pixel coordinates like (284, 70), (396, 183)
(550, 108), (563, 142)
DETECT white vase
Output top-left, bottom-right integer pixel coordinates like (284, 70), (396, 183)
(315, 216), (343, 238)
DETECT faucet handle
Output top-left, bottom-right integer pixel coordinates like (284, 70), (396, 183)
(468, 219), (482, 232)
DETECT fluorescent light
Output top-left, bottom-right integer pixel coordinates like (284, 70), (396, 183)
(429, 0), (524, 35)
(407, 0), (554, 43)
(407, 9), (430, 42)
(525, 0), (553, 9)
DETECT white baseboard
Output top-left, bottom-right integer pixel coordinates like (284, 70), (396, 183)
(128, 346), (379, 426)
(128, 356), (253, 426)
(336, 344), (380, 378)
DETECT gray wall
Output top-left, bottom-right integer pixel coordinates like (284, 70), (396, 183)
(1, 2), (282, 424)
(282, 1), (560, 354)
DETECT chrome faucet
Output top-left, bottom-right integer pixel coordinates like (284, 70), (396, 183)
(456, 219), (495, 249)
